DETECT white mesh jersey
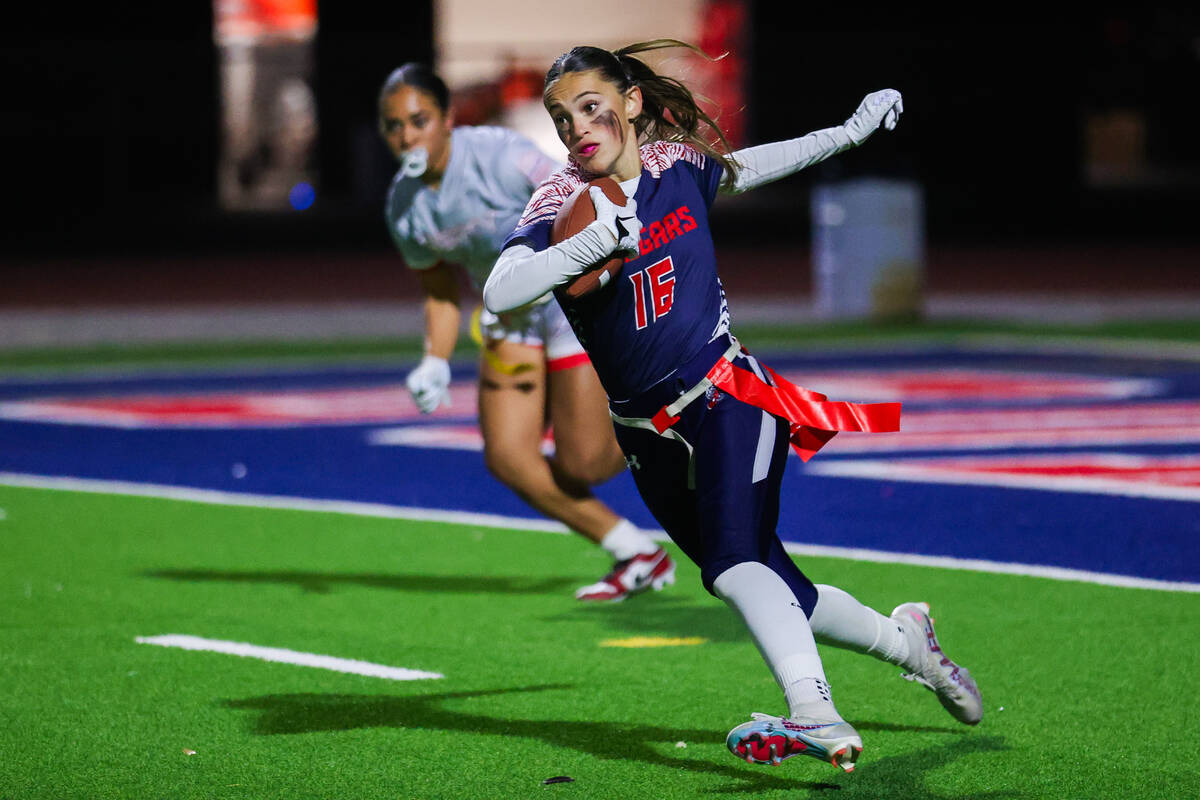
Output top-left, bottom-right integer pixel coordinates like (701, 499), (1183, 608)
(385, 126), (561, 289)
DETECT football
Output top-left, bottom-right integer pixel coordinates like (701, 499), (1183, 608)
(551, 177), (630, 299)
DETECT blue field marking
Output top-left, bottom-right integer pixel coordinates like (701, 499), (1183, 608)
(779, 470), (1200, 583)
(2, 344), (1198, 584)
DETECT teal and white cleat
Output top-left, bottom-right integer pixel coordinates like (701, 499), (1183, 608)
(726, 712), (862, 772)
(891, 601), (983, 725)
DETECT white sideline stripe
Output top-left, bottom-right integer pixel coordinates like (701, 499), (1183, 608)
(0, 472), (573, 534)
(2, 471), (1197, 594)
(135, 634), (443, 680)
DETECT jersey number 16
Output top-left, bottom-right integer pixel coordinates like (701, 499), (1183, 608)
(629, 256), (676, 330)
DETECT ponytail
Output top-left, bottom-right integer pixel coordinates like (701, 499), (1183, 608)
(545, 39), (740, 182)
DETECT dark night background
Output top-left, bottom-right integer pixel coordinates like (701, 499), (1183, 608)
(3, 5), (1197, 302)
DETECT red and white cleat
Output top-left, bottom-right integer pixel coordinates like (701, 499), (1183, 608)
(574, 547), (675, 602)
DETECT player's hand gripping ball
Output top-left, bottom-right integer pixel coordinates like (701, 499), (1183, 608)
(551, 177), (639, 298)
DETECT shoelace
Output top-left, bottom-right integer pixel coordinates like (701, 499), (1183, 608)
(900, 672), (937, 691)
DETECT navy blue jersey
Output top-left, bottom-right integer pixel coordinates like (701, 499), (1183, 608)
(504, 142), (730, 401)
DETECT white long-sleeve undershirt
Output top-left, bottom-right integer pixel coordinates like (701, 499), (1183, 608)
(721, 126), (855, 194)
(484, 127), (858, 313)
(484, 221), (618, 312)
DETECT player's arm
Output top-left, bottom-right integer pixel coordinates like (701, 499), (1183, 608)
(406, 262), (460, 413)
(418, 262), (460, 359)
(483, 188), (639, 313)
(721, 89), (903, 195)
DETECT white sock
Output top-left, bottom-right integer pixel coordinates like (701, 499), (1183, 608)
(808, 584), (910, 666)
(712, 562), (841, 721)
(599, 520), (658, 561)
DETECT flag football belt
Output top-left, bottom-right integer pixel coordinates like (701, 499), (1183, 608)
(637, 337), (901, 462)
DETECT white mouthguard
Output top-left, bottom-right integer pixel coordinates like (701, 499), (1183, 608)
(400, 148), (428, 178)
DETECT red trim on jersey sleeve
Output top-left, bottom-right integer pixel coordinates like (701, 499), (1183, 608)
(640, 141), (708, 178)
(517, 167), (587, 228)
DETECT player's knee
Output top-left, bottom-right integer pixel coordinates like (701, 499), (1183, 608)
(555, 444), (625, 485)
(482, 446), (530, 489)
(702, 556), (756, 596)
(705, 559), (818, 616)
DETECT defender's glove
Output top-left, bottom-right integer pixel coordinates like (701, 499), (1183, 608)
(842, 89), (904, 146)
(588, 186), (641, 259)
(406, 354), (451, 413)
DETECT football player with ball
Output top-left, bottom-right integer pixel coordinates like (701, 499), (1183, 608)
(380, 63), (675, 603)
(485, 40), (982, 772)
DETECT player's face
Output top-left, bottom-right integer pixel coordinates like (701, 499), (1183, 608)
(378, 86), (453, 176)
(544, 70), (642, 179)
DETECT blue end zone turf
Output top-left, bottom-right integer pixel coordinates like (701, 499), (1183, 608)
(2, 345), (1198, 585)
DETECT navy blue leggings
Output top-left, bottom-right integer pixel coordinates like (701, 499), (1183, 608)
(611, 369), (818, 616)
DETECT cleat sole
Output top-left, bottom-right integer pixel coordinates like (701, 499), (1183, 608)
(727, 719), (862, 772)
(831, 744), (862, 773)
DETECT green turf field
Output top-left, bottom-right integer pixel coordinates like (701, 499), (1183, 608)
(3, 484), (1198, 799)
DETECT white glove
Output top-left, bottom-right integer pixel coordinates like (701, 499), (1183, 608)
(842, 89), (904, 146)
(406, 354), (451, 414)
(588, 186), (641, 259)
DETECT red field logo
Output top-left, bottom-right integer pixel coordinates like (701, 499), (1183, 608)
(0, 370), (1159, 428)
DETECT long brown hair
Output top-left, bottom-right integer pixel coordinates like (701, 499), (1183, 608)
(544, 39), (740, 182)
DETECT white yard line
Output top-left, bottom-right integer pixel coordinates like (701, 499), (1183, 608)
(135, 634), (442, 680)
(2, 471), (1197, 594)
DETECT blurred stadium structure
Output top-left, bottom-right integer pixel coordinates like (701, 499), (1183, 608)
(2, 4), (1198, 347)
(214, 0), (319, 211)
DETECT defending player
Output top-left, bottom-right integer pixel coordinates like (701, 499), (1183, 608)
(380, 63), (675, 602)
(483, 41), (982, 771)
